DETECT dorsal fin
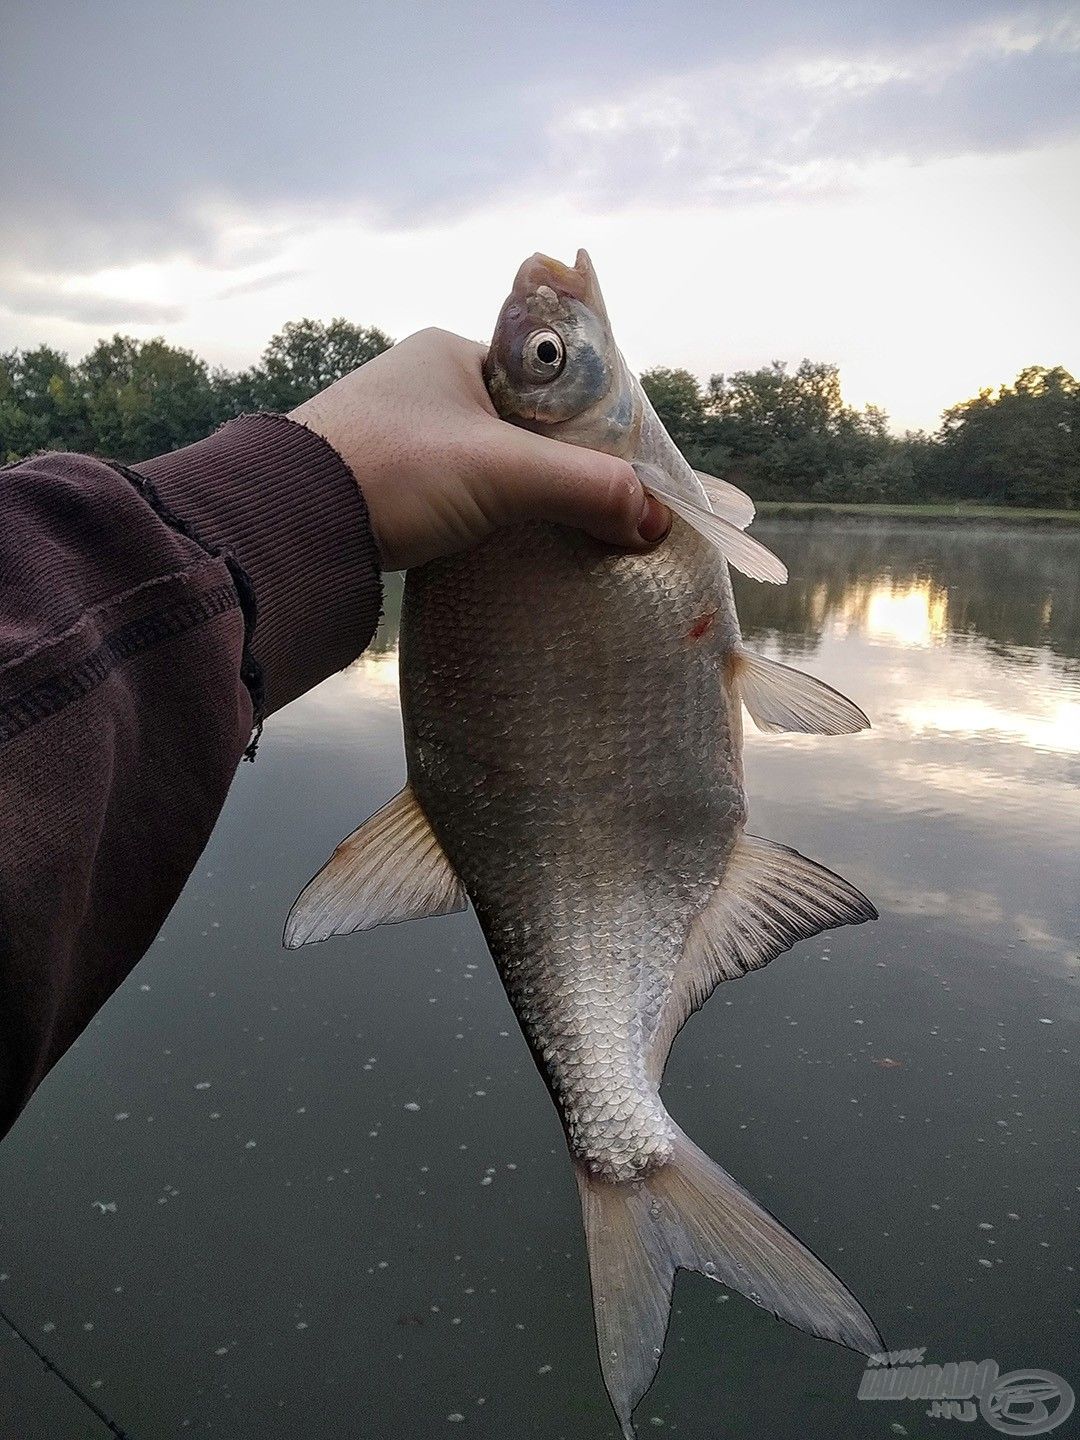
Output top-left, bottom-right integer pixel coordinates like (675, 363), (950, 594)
(284, 785), (466, 948)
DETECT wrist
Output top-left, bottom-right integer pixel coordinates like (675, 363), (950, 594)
(139, 414), (383, 712)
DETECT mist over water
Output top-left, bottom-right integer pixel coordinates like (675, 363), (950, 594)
(1, 518), (1076, 1439)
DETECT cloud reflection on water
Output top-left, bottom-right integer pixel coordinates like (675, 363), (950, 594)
(328, 519), (1078, 981)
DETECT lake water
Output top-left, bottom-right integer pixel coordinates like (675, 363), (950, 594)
(2, 517), (1077, 1440)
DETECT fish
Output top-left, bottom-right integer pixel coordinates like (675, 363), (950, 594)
(285, 249), (882, 1436)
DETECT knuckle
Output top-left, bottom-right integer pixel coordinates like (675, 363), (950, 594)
(599, 462), (641, 529)
(408, 325), (449, 350)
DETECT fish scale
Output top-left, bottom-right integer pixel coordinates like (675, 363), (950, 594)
(402, 517), (737, 1180)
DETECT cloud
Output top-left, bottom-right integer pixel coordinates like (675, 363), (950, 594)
(545, 8), (1080, 210)
(1, 0), (1077, 404)
(0, 283), (185, 327)
(213, 268), (306, 301)
(1, 0), (1075, 289)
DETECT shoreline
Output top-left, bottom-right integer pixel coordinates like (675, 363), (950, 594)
(754, 500), (1080, 525)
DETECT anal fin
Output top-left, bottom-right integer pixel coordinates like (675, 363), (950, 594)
(284, 784), (466, 948)
(733, 647), (869, 734)
(648, 834), (876, 1079)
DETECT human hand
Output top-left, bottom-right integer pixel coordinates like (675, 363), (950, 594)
(288, 328), (670, 571)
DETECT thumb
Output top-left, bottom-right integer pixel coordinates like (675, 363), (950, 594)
(478, 424), (670, 549)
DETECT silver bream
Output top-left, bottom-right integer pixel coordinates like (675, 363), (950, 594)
(286, 250), (883, 1436)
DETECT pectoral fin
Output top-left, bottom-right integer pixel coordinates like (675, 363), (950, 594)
(732, 647), (869, 734)
(632, 463), (786, 584)
(693, 470), (755, 529)
(648, 834), (876, 1079)
(284, 785), (467, 948)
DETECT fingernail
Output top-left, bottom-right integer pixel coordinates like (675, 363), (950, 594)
(637, 493), (671, 544)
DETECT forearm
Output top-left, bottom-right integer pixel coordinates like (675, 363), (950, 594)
(0, 419), (381, 1136)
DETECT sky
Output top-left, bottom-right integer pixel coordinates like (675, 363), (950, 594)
(2, 0), (1079, 432)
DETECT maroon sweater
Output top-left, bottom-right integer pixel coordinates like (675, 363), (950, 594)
(0, 415), (382, 1138)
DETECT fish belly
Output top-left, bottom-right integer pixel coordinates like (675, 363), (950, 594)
(400, 519), (746, 1177)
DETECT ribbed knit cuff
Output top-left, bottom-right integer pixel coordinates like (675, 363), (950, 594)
(137, 414), (382, 715)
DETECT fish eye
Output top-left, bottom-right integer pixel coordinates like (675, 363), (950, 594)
(522, 328), (565, 382)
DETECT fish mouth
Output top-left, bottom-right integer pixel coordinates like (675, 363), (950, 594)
(512, 250), (588, 302)
(510, 248), (608, 321)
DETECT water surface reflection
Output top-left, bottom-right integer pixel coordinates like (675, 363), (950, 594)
(1, 518), (1076, 1440)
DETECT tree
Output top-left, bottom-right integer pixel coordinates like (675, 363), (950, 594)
(210, 365), (267, 425)
(640, 367), (706, 438)
(253, 318), (393, 412)
(0, 346), (88, 461)
(77, 335), (218, 461)
(933, 366), (1079, 509)
(694, 360), (896, 500)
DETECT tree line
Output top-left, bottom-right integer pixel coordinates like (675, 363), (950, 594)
(0, 319), (392, 467)
(640, 360), (1079, 510)
(2, 321), (1077, 509)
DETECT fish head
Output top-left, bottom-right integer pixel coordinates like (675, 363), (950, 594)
(484, 249), (637, 453)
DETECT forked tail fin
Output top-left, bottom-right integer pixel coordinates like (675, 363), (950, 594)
(575, 1128), (882, 1438)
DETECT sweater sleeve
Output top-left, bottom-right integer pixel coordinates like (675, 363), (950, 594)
(0, 416), (382, 1137)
